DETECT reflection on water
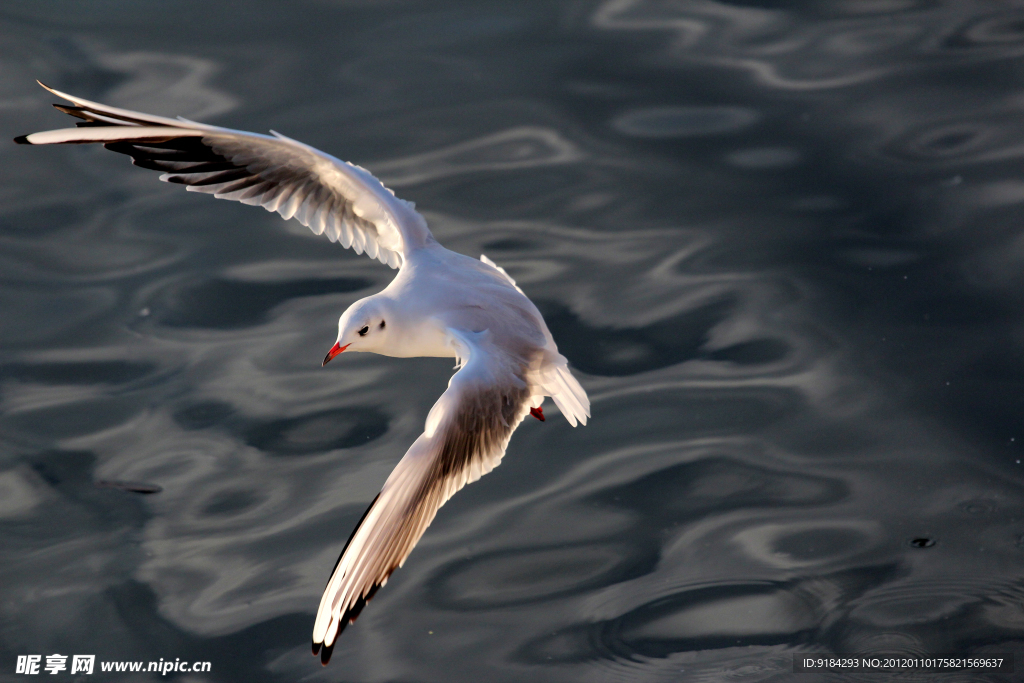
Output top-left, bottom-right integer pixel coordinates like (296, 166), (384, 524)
(3, 1), (1024, 681)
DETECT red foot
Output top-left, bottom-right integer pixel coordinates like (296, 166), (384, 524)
(530, 406), (545, 422)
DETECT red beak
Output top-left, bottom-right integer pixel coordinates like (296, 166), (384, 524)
(322, 342), (350, 366)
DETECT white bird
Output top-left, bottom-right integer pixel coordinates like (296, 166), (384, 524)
(16, 82), (590, 665)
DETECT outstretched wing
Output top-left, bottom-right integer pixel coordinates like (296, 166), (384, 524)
(14, 82), (433, 268)
(311, 330), (535, 664)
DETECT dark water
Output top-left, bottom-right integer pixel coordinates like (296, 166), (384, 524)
(2, 1), (1024, 681)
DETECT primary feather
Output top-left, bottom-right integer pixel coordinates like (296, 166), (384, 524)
(16, 81), (430, 268)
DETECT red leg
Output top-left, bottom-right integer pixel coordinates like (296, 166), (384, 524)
(530, 406), (545, 421)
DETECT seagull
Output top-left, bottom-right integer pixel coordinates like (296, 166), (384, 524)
(16, 81), (590, 665)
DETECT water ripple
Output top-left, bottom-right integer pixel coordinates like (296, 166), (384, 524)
(5, 4), (1024, 680)
(612, 106), (759, 138)
(376, 127), (584, 186)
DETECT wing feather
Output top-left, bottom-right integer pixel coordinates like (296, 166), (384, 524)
(15, 81), (433, 268)
(311, 332), (535, 664)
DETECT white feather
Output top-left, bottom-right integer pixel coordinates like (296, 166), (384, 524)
(20, 83), (432, 267)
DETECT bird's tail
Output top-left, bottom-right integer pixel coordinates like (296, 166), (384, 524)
(537, 359), (589, 427)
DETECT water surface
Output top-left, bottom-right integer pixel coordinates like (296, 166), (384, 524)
(2, 1), (1024, 681)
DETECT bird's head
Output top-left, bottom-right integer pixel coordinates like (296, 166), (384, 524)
(323, 296), (393, 365)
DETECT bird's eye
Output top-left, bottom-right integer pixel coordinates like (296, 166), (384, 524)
(358, 326), (369, 336)
(379, 320), (386, 329)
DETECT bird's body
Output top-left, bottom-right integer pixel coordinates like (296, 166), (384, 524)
(366, 246), (544, 360)
(16, 82), (589, 665)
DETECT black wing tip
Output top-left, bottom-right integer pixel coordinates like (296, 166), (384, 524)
(13, 135), (30, 145)
(313, 494), (393, 667)
(314, 579), (387, 667)
(319, 640), (336, 666)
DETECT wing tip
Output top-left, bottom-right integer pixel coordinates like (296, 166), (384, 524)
(13, 135), (30, 145)
(319, 639), (336, 666)
(313, 575), (389, 666)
